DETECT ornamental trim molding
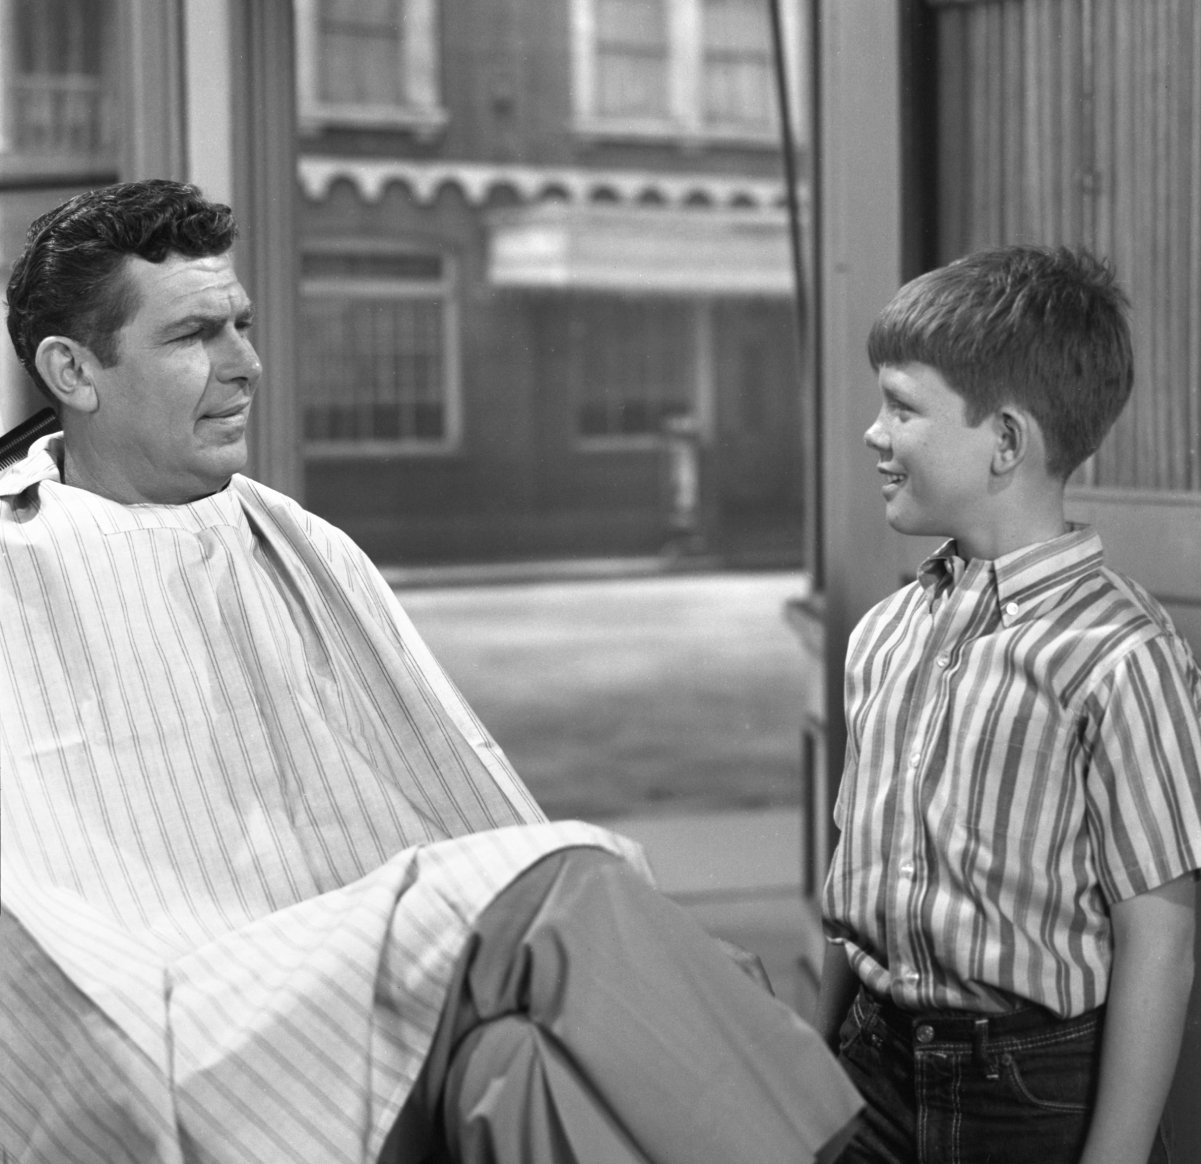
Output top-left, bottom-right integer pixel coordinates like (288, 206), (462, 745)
(298, 157), (794, 211)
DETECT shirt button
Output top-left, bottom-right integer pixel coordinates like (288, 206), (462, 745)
(899, 862), (914, 876)
(936, 654), (950, 668)
(909, 750), (921, 767)
(1004, 601), (1020, 617)
(915, 1024), (935, 1044)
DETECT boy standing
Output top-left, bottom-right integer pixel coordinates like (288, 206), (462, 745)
(817, 245), (1201, 1164)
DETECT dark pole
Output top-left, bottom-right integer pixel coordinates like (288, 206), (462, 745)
(768, 0), (817, 576)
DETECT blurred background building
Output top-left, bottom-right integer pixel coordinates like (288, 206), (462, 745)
(294, 0), (810, 565)
(0, 0), (1198, 1149)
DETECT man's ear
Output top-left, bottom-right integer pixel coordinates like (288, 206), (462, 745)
(34, 336), (100, 414)
(990, 405), (1034, 476)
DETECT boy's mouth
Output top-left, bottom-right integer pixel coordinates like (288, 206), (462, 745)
(877, 466), (905, 494)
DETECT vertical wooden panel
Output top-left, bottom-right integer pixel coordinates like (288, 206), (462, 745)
(816, 0), (912, 824)
(934, 0), (1200, 495)
(230, 0), (301, 499)
(1001, 1), (1021, 238)
(1167, 0), (1191, 487)
(1181, 0), (1199, 491)
(1027, 0), (1052, 240)
(1151, 0), (1171, 488)
(937, 10), (970, 258)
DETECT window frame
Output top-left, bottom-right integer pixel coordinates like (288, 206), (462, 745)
(570, 0), (803, 146)
(293, 0), (446, 136)
(300, 240), (462, 459)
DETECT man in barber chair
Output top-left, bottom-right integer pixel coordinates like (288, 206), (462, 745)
(0, 179), (860, 1164)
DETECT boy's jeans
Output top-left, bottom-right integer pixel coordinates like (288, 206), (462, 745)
(835, 988), (1172, 1164)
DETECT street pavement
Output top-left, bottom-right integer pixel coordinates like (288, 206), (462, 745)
(393, 562), (828, 1015)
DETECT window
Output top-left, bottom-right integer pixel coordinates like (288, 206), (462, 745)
(701, 0), (775, 131)
(300, 247), (460, 455)
(572, 0), (801, 142)
(294, 0), (445, 134)
(593, 0), (670, 121)
(0, 0), (120, 426)
(568, 297), (697, 445)
(0, 0), (118, 179)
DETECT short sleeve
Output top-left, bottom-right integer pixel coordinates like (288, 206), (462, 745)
(1084, 631), (1201, 903)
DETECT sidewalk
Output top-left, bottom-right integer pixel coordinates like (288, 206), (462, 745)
(392, 561), (828, 1017)
(606, 806), (826, 1018)
(379, 552), (734, 590)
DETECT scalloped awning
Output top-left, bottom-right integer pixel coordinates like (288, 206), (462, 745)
(487, 202), (796, 296)
(299, 157), (791, 210)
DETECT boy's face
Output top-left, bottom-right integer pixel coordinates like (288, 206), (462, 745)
(865, 363), (998, 548)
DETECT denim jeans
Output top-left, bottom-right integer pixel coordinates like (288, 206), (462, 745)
(834, 988), (1172, 1164)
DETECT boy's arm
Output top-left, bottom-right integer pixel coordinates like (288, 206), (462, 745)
(1079, 873), (1197, 1164)
(815, 940), (860, 1051)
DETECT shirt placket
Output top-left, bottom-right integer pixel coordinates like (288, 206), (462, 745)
(886, 578), (978, 1006)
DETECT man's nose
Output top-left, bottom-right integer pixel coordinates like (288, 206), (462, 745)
(218, 331), (262, 385)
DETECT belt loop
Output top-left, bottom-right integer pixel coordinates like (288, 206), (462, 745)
(973, 1018), (999, 1079)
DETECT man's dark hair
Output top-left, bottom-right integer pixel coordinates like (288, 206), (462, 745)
(866, 244), (1134, 479)
(5, 179), (238, 402)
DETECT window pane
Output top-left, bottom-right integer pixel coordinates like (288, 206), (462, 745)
(701, 0), (773, 130)
(595, 0), (669, 118)
(301, 291), (448, 445)
(5, 0), (116, 161)
(571, 298), (693, 437)
(317, 0), (405, 105)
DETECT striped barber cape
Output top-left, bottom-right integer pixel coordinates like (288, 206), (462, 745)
(0, 436), (647, 1163)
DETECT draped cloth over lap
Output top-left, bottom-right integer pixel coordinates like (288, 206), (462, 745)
(0, 437), (646, 1163)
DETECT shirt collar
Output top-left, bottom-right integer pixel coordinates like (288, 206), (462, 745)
(0, 431), (63, 498)
(917, 541), (966, 610)
(918, 525), (1103, 623)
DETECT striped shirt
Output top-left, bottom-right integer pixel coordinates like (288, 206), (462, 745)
(822, 526), (1201, 1018)
(0, 436), (648, 1163)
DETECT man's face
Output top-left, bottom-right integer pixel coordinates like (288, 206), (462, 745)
(864, 362), (997, 550)
(76, 251), (260, 504)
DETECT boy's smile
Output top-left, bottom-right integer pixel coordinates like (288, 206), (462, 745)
(865, 362), (998, 553)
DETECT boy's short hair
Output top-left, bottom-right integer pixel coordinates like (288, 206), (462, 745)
(5, 178), (238, 403)
(866, 244), (1134, 479)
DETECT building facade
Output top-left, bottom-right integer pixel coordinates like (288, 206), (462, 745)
(294, 0), (813, 564)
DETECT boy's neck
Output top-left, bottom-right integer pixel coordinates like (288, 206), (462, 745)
(954, 490), (1068, 562)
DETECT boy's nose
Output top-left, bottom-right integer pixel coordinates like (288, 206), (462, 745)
(864, 417), (888, 451)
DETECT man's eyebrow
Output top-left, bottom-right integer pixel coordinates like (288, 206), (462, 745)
(157, 304), (256, 336)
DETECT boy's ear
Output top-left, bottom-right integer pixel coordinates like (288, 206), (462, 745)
(34, 336), (101, 414)
(990, 405), (1035, 476)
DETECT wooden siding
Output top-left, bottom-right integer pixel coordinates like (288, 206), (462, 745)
(935, 0), (1201, 493)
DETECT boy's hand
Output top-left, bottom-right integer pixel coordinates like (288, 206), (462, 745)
(815, 941), (860, 1051)
(1079, 873), (1196, 1164)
